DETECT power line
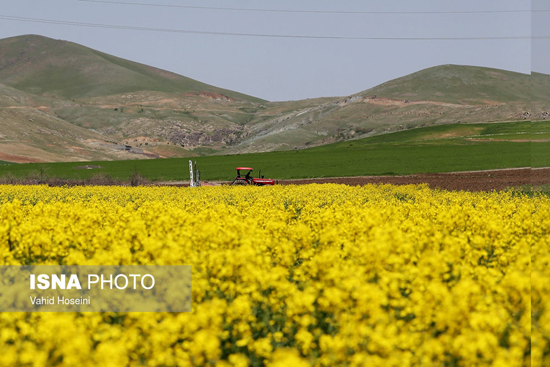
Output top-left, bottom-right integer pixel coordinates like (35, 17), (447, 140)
(77, 0), (536, 15)
(0, 15), (535, 40)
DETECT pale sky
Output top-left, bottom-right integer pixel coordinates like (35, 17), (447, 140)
(533, 0), (549, 74)
(0, 0), (543, 101)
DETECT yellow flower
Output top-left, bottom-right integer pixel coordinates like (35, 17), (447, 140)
(0, 184), (542, 366)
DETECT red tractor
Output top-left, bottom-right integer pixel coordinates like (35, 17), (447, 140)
(231, 167), (276, 186)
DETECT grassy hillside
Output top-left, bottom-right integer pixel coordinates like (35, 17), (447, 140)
(1, 121), (546, 181)
(0, 82), (51, 107)
(0, 35), (271, 162)
(0, 35), (547, 162)
(230, 100), (537, 155)
(0, 35), (263, 102)
(229, 66), (548, 153)
(359, 65), (548, 104)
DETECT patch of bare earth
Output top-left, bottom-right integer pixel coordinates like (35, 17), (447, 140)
(423, 128), (482, 140)
(278, 168), (549, 192)
(182, 92), (236, 102)
(0, 151), (43, 163)
(0, 143), (69, 163)
(362, 97), (470, 108)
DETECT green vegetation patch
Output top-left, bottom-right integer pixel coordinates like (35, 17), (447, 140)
(0, 141), (532, 181)
(532, 142), (550, 168)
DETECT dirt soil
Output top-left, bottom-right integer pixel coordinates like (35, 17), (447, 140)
(0, 151), (43, 163)
(362, 97), (469, 108)
(164, 168), (549, 192)
(277, 168), (549, 192)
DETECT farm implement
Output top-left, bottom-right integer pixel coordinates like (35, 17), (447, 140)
(231, 167), (276, 186)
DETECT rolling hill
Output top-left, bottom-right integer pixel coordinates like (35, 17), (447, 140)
(0, 34), (263, 102)
(229, 66), (548, 153)
(0, 34), (547, 163)
(359, 64), (547, 103)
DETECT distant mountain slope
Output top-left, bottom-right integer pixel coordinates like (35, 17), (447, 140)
(0, 35), (264, 102)
(0, 35), (547, 162)
(359, 65), (549, 104)
(229, 66), (548, 153)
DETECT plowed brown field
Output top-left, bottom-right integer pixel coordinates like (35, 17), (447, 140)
(277, 168), (549, 192)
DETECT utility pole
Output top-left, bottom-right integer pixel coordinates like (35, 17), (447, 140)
(194, 161), (201, 187)
(189, 160), (194, 187)
(189, 160), (201, 187)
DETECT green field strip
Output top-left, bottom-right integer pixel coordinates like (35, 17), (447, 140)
(0, 141), (532, 181)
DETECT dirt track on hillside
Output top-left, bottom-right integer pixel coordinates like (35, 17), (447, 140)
(276, 168), (549, 192)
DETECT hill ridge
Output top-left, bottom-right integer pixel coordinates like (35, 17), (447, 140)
(0, 34), (264, 102)
(357, 64), (547, 104)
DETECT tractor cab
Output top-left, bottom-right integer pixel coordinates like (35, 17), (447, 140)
(231, 167), (276, 186)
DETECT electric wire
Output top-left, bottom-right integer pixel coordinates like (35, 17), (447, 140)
(76, 0), (539, 15)
(0, 15), (537, 40)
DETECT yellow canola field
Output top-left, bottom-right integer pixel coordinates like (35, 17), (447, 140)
(0, 184), (547, 367)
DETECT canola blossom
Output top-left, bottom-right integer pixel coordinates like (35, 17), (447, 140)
(0, 184), (547, 366)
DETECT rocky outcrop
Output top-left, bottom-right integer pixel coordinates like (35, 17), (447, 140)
(168, 127), (243, 147)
